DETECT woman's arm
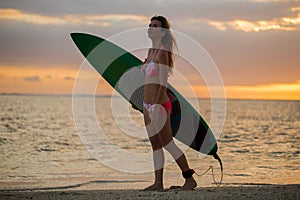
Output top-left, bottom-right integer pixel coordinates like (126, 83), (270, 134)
(131, 48), (152, 111)
(155, 50), (169, 103)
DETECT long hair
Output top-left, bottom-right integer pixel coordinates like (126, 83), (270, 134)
(151, 15), (177, 69)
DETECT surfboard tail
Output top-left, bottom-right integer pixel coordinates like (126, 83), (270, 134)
(212, 153), (223, 172)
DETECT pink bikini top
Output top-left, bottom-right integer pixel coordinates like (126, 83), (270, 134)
(142, 48), (162, 77)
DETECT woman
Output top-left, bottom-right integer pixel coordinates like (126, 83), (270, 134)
(142, 15), (197, 190)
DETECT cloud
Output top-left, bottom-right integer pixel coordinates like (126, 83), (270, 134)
(190, 4), (300, 32)
(64, 76), (74, 81)
(23, 75), (40, 82)
(248, 0), (298, 2)
(291, 6), (300, 12)
(45, 75), (53, 79)
(0, 9), (148, 27)
(2, 0), (299, 22)
(0, 8), (66, 25)
(0, 0), (299, 93)
(2, 6), (299, 32)
(207, 17), (300, 32)
(1, 1), (300, 32)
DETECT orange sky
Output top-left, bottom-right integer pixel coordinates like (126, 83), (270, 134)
(0, 65), (299, 100)
(0, 2), (299, 100)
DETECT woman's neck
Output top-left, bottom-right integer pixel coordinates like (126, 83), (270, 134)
(151, 39), (162, 49)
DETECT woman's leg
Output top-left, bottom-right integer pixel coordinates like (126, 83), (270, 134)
(143, 134), (164, 191)
(156, 111), (197, 190)
(143, 109), (164, 191)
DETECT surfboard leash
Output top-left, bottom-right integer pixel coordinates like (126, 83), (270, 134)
(194, 153), (223, 187)
(212, 153), (223, 186)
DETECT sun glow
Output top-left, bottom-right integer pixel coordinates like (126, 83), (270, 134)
(0, 65), (114, 95)
(175, 82), (300, 100)
(0, 66), (77, 94)
(0, 66), (299, 100)
(225, 81), (300, 100)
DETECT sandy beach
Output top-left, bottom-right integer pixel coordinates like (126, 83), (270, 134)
(1, 184), (299, 200)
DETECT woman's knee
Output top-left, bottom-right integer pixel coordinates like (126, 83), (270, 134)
(163, 140), (184, 159)
(162, 140), (176, 152)
(149, 135), (163, 151)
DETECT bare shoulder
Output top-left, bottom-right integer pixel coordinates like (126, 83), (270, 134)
(157, 49), (169, 66)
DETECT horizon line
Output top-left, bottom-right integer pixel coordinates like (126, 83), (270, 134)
(1, 93), (299, 102)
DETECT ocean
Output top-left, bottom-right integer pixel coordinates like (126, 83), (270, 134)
(0, 95), (299, 190)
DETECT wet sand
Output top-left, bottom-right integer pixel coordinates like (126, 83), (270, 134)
(1, 184), (299, 200)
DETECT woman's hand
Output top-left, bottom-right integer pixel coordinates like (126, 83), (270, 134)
(131, 103), (139, 110)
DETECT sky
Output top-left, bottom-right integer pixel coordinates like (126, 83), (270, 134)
(0, 0), (299, 100)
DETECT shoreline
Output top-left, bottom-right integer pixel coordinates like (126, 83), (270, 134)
(1, 184), (299, 200)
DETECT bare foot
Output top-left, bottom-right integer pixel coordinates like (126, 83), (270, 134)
(181, 177), (197, 190)
(169, 185), (181, 190)
(143, 183), (163, 191)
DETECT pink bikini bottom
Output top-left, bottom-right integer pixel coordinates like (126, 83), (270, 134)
(143, 100), (172, 114)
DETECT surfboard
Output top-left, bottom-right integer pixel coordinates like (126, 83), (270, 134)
(70, 32), (220, 157)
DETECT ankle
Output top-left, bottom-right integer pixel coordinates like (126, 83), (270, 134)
(154, 181), (163, 186)
(182, 169), (195, 179)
